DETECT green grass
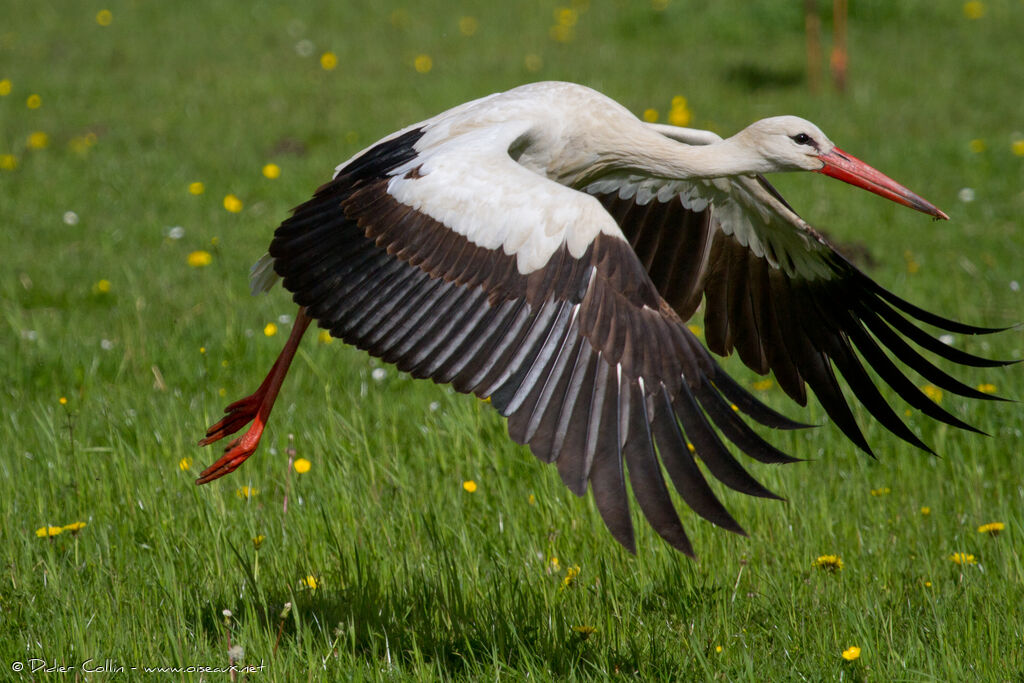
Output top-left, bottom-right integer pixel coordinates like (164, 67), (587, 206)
(2, 0), (1023, 679)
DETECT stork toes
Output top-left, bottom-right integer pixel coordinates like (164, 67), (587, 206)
(196, 421), (267, 484)
(195, 436), (260, 485)
(197, 394), (263, 446)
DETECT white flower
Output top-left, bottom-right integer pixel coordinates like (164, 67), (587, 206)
(166, 226), (185, 239)
(371, 368), (387, 382)
(63, 211), (79, 225)
(957, 187), (975, 203)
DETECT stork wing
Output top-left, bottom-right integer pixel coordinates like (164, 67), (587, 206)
(265, 124), (811, 555)
(583, 159), (1011, 456)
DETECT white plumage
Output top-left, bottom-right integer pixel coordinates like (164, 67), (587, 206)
(204, 82), (1007, 556)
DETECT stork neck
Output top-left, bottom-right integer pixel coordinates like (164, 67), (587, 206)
(636, 135), (768, 179)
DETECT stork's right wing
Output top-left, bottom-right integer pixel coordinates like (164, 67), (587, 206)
(584, 166), (1013, 456)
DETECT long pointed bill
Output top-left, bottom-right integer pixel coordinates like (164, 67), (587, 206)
(817, 147), (949, 220)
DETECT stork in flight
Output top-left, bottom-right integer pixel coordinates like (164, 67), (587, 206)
(197, 81), (1010, 556)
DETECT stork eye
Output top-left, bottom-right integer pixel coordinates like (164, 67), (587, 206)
(791, 133), (813, 145)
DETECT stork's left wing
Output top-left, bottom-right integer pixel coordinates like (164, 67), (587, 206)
(584, 162), (1011, 456)
(263, 124), (814, 555)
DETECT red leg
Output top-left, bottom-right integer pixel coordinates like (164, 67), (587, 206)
(196, 307), (313, 485)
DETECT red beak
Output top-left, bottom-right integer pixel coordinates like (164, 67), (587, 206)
(817, 147), (949, 220)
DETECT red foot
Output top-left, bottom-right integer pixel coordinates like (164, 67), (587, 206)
(198, 383), (273, 447)
(196, 307), (312, 485)
(196, 431), (263, 484)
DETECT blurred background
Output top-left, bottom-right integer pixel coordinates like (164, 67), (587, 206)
(1, 0), (1022, 676)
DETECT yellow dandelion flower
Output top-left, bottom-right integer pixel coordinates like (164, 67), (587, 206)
(751, 378), (773, 391)
(949, 552), (977, 565)
(870, 487), (891, 497)
(188, 181), (205, 195)
(0, 78), (11, 96)
(178, 457), (192, 471)
(36, 525), (63, 538)
(252, 534), (266, 550)
(642, 108), (659, 123)
(62, 521), (86, 533)
(561, 564), (581, 590)
(1012, 140), (1024, 157)
(924, 580), (932, 587)
(218, 387), (227, 397)
(320, 52), (338, 70)
(199, 346), (206, 354)
(223, 194), (243, 213)
(263, 322), (278, 337)
(94, 279), (112, 294)
(236, 485), (258, 499)
(668, 96), (691, 127)
(524, 53), (543, 72)
(458, 16), (478, 36)
(27, 131), (49, 149)
(841, 646), (861, 661)
(687, 324), (702, 336)
(977, 521), (1004, 535)
(0, 154), (17, 171)
(573, 625), (596, 639)
(462, 480), (477, 493)
(686, 442), (695, 453)
(26, 94), (41, 109)
(976, 383), (997, 394)
(921, 506), (931, 515)
(555, 7), (578, 27)
(668, 107), (691, 127)
(921, 384), (943, 403)
(528, 493), (536, 505)
(262, 162), (281, 179)
(813, 554), (844, 572)
(962, 1), (985, 19)
(652, 0), (669, 10)
(413, 54), (433, 74)
(187, 250), (212, 268)
(317, 329), (334, 344)
(301, 575), (319, 589)
(549, 556), (560, 571)
(96, 9), (113, 26)
(293, 458), (311, 474)
(968, 139), (986, 153)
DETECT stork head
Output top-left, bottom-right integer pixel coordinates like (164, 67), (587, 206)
(740, 115), (949, 220)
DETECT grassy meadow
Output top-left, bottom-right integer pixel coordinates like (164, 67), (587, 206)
(2, 0), (1023, 679)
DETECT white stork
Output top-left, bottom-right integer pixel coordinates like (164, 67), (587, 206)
(198, 81), (1009, 556)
